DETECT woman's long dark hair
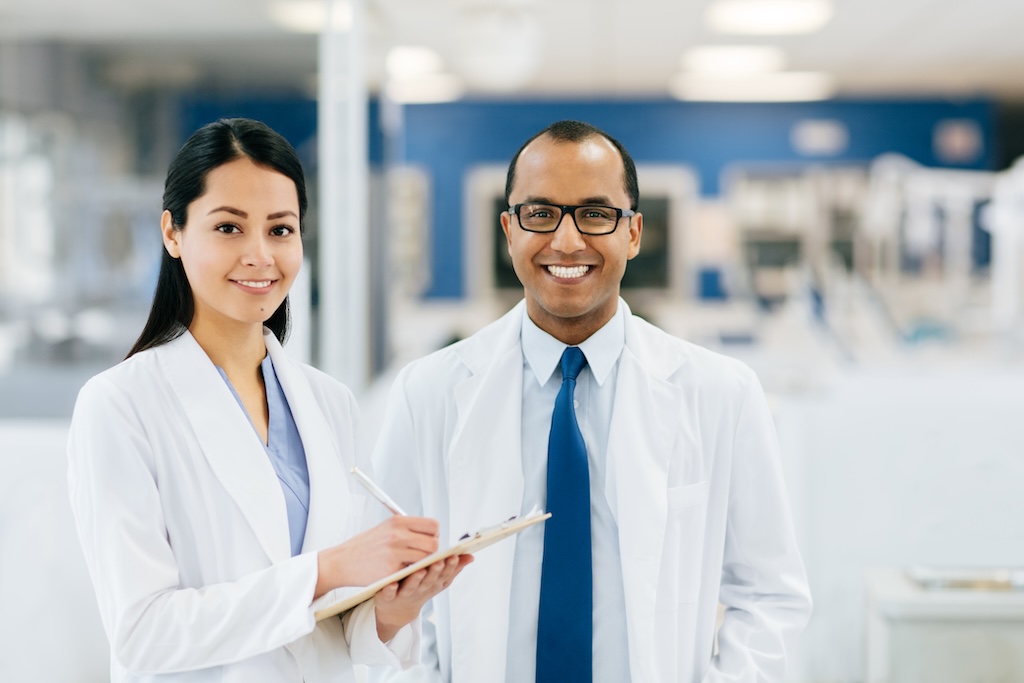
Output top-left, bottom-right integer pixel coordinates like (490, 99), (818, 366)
(126, 118), (308, 358)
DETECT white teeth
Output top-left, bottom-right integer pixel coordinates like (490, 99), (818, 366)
(237, 280), (272, 288)
(547, 265), (589, 279)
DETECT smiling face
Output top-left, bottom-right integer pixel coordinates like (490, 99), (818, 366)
(162, 156), (303, 339)
(500, 134), (642, 345)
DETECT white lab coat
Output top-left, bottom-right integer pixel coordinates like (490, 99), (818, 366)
(67, 329), (417, 683)
(371, 299), (811, 683)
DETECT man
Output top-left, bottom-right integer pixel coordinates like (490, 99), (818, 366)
(371, 120), (811, 682)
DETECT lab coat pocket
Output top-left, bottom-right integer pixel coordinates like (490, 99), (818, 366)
(658, 481), (710, 608)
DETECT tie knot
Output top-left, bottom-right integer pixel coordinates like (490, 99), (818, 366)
(560, 346), (587, 382)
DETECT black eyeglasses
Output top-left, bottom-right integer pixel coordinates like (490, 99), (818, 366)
(508, 203), (635, 236)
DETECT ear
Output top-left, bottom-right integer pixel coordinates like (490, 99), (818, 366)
(161, 210), (181, 258)
(626, 212), (643, 260)
(500, 209), (514, 253)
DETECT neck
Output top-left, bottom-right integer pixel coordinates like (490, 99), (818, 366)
(543, 323), (597, 347)
(525, 298), (618, 346)
(189, 316), (267, 379)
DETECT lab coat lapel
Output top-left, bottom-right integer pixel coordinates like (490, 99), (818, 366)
(447, 304), (525, 683)
(263, 334), (355, 552)
(606, 310), (685, 681)
(158, 331), (291, 564)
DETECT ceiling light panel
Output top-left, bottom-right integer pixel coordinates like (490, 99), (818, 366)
(682, 45), (786, 76)
(386, 46), (444, 78)
(704, 0), (833, 35)
(670, 71), (835, 101)
(269, 1), (352, 33)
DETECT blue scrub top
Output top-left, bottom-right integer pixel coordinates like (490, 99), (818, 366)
(217, 355), (310, 557)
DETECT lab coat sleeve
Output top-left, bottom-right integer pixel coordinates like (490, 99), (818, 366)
(367, 369), (447, 683)
(703, 373), (812, 682)
(67, 375), (322, 675)
(343, 598), (420, 668)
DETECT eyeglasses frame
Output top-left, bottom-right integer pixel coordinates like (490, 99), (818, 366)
(507, 203), (636, 236)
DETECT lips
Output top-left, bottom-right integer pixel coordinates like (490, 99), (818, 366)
(546, 265), (591, 279)
(232, 279), (275, 290)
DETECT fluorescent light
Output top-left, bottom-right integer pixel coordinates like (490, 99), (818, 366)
(383, 46), (463, 103)
(386, 46), (444, 79)
(385, 73), (464, 104)
(669, 71), (835, 101)
(704, 0), (833, 35)
(682, 45), (786, 76)
(269, 1), (351, 33)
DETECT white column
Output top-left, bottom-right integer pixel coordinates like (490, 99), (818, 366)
(989, 162), (1024, 337)
(317, 0), (369, 396)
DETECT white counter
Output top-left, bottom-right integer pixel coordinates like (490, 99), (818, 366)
(866, 568), (1024, 683)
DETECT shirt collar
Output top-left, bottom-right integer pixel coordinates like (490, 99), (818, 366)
(521, 302), (625, 388)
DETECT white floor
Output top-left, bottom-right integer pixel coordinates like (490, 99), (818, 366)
(0, 420), (108, 683)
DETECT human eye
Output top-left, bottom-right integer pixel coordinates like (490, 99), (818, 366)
(580, 206), (616, 221)
(524, 205), (555, 219)
(215, 223), (241, 234)
(270, 224), (296, 237)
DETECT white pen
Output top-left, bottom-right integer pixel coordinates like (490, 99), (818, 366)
(350, 467), (408, 516)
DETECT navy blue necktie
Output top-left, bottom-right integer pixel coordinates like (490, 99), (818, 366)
(537, 346), (591, 683)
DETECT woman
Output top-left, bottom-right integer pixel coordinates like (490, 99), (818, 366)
(67, 118), (470, 682)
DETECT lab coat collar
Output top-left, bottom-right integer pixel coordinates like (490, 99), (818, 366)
(157, 330), (292, 564)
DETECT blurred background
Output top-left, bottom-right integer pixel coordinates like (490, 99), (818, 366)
(3, 0), (1024, 681)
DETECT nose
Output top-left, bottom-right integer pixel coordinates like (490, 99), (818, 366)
(241, 233), (274, 268)
(548, 212), (586, 254)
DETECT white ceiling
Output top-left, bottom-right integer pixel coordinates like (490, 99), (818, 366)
(2, 0), (1024, 99)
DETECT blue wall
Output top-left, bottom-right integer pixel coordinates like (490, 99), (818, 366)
(177, 95), (387, 174)
(401, 99), (994, 297)
(178, 95), (995, 299)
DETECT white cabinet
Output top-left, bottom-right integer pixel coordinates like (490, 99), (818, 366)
(866, 568), (1024, 683)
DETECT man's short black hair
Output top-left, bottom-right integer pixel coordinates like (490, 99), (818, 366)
(504, 120), (639, 211)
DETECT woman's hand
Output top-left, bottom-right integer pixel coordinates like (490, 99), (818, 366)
(315, 516), (440, 599)
(374, 554), (474, 643)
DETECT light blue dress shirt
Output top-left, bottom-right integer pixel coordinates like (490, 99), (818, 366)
(217, 354), (310, 557)
(506, 304), (631, 683)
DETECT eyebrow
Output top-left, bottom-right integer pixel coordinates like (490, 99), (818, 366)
(521, 196), (614, 206)
(206, 206), (299, 220)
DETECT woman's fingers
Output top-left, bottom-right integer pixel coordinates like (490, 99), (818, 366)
(376, 582), (400, 603)
(383, 516), (439, 557)
(394, 555), (473, 599)
(440, 555), (474, 589)
(435, 556), (460, 586)
(440, 555), (473, 588)
(399, 568), (429, 595)
(372, 554), (474, 640)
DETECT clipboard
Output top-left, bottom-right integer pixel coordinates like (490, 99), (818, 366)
(312, 509), (551, 621)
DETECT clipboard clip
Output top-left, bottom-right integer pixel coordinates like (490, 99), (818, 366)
(458, 505), (545, 541)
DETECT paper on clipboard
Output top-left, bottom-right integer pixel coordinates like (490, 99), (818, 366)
(313, 508), (551, 622)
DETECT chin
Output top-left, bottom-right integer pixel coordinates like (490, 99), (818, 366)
(536, 300), (598, 323)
